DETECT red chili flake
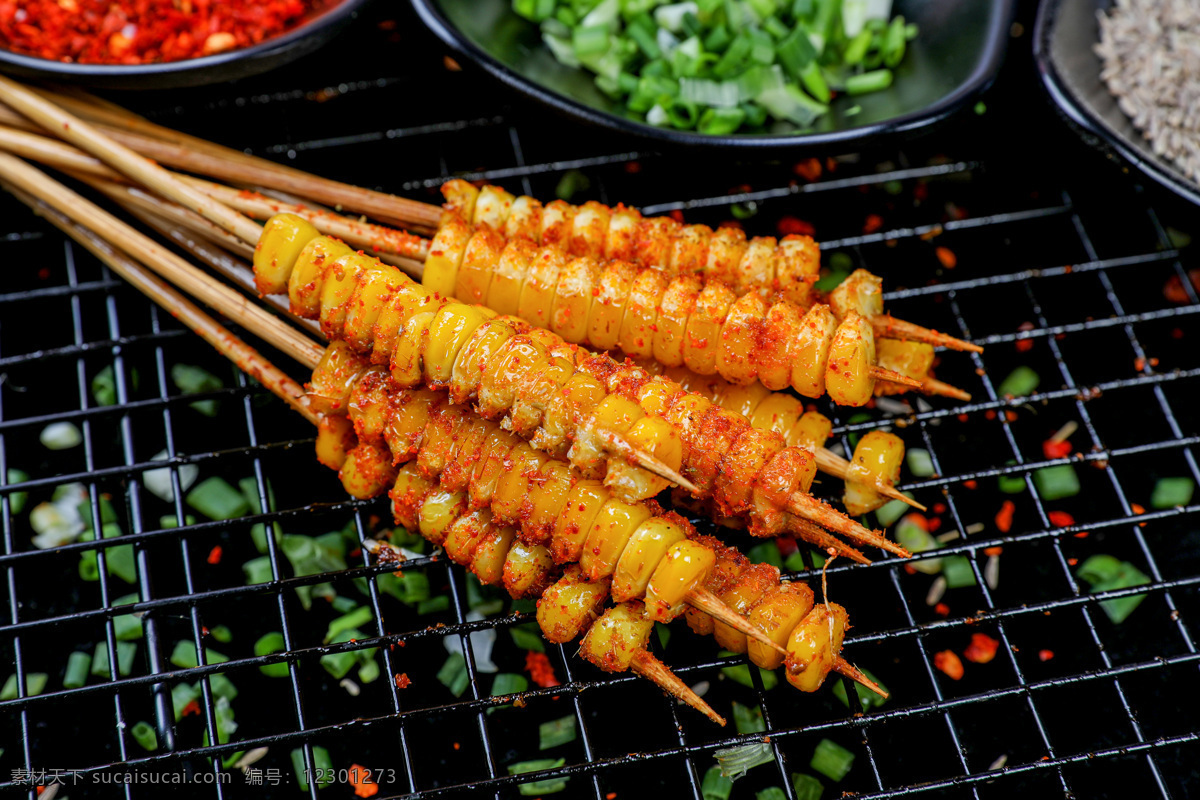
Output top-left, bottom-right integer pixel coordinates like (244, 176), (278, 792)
(933, 503), (948, 515)
(985, 410), (997, 421)
(395, 673), (411, 689)
(825, 157), (838, 172)
(1047, 510), (1075, 528)
(934, 650), (965, 680)
(1163, 270), (1200, 303)
(964, 480), (978, 490)
(607, 793), (618, 800)
(452, 742), (461, 751)
(718, 219), (744, 230)
(182, 700), (201, 717)
(963, 633), (1000, 664)
(934, 602), (951, 617)
(206, 546), (222, 565)
(914, 181), (929, 202)
(37, 267), (50, 280)
(984, 546), (1003, 557)
(1004, 410), (1019, 423)
(927, 516), (943, 533)
(1038, 649), (1055, 662)
(863, 214), (884, 234)
(792, 158), (823, 181)
(668, 209), (685, 224)
(935, 246), (958, 269)
(349, 765), (379, 798)
(526, 651), (560, 688)
(995, 500), (1016, 533)
(957, 413), (970, 423)
(624, 161), (642, 174)
(2, 0), (332, 64)
(1131, 503), (1148, 527)
(777, 215), (815, 237)
(1067, 557), (1078, 566)
(1172, 327), (1185, 339)
(1043, 439), (1072, 459)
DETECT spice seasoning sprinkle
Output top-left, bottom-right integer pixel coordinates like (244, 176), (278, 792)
(0, 0), (331, 65)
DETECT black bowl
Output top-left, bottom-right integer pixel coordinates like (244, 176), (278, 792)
(410, 0), (1015, 150)
(1035, 0), (1200, 207)
(0, 0), (369, 90)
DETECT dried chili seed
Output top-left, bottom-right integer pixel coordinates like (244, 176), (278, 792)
(963, 633), (1000, 664)
(934, 650), (964, 680)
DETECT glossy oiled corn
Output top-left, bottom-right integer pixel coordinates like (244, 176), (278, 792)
(786, 603), (849, 692)
(843, 431), (906, 517)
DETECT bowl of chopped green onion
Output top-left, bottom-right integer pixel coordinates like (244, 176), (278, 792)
(411, 0), (1015, 146)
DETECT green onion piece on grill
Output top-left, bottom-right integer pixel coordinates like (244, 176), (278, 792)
(757, 788), (788, 800)
(1150, 477), (1194, 509)
(1077, 554), (1151, 624)
(207, 672), (238, 702)
(507, 758), (569, 796)
(998, 366), (1040, 398)
(831, 667), (889, 709)
(377, 570), (431, 607)
(186, 477), (250, 520)
(792, 772), (825, 800)
(324, 606), (374, 644)
(438, 652), (470, 697)
(171, 682), (199, 720)
(511, 621), (547, 653)
(845, 68), (892, 95)
(171, 363), (224, 417)
(1033, 464), (1080, 500)
(810, 739), (855, 782)
(417, 595), (451, 615)
(732, 701), (767, 734)
(209, 624), (233, 643)
(64, 651), (92, 689)
(130, 721), (158, 752)
(701, 765), (734, 800)
(0, 673), (47, 700)
(715, 741), (776, 778)
(40, 421), (82, 450)
(894, 514), (942, 574)
(720, 652), (779, 690)
(5, 468), (27, 514)
(874, 494), (914, 527)
(254, 632), (289, 678)
(941, 555), (977, 588)
(906, 448), (934, 477)
(539, 716), (577, 750)
(748, 540), (784, 568)
(291, 746), (335, 791)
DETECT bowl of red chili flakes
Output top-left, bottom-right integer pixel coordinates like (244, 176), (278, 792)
(0, 0), (368, 89)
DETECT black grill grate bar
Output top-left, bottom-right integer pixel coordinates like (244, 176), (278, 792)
(818, 203), (1072, 250)
(271, 115), (507, 157)
(408, 150), (650, 190)
(0, 277), (121, 304)
(640, 160), (982, 214)
(0, 328), (189, 368)
(884, 249), (1182, 300)
(0, 386), (268, 435)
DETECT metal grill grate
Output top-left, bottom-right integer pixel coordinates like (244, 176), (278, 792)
(0, 4), (1198, 799)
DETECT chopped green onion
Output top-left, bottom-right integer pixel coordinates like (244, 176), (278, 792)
(92, 365), (118, 407)
(539, 715), (577, 749)
(874, 494), (914, 527)
(208, 672), (238, 702)
(906, 448), (934, 477)
(171, 363), (223, 417)
(255, 632), (289, 678)
(171, 682), (199, 720)
(998, 468), (1027, 495)
(511, 621), (546, 653)
(417, 595), (450, 615)
(720, 656), (779, 690)
(378, 571), (431, 606)
(656, 621), (672, 648)
(5, 468), (28, 514)
(942, 555), (977, 588)
(732, 701), (766, 734)
(881, 15), (906, 67)
(324, 606), (374, 644)
(92, 641), (137, 677)
(757, 789), (788, 800)
(715, 741), (775, 778)
(810, 739), (855, 782)
(64, 651), (92, 689)
(513, 0), (555, 22)
(291, 746), (335, 791)
(438, 652), (470, 697)
(130, 721), (158, 752)
(894, 514), (942, 574)
(831, 667), (888, 709)
(243, 556), (273, 586)
(792, 772), (824, 800)
(828, 253), (855, 274)
(320, 650), (359, 681)
(186, 477), (250, 520)
(1033, 465), (1080, 500)
(42, 421), (82, 451)
(0, 673), (47, 700)
(845, 68), (892, 95)
(1077, 554), (1150, 624)
(143, 451), (199, 503)
(554, 169), (591, 202)
(748, 540), (783, 568)
(1151, 477), (1195, 509)
(814, 269), (851, 293)
(998, 366), (1040, 398)
(843, 28), (871, 63)
(508, 758), (568, 796)
(701, 766), (733, 800)
(209, 624), (232, 643)
(169, 641), (228, 669)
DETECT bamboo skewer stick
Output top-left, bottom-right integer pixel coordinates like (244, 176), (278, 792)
(630, 649), (725, 725)
(0, 124), (427, 270)
(786, 491), (907, 557)
(3, 183), (318, 424)
(0, 75), (265, 246)
(0, 153), (323, 369)
(814, 449), (927, 512)
(0, 92), (443, 234)
(872, 314), (983, 354)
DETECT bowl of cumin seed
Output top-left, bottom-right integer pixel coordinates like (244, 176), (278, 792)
(1035, 0), (1200, 207)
